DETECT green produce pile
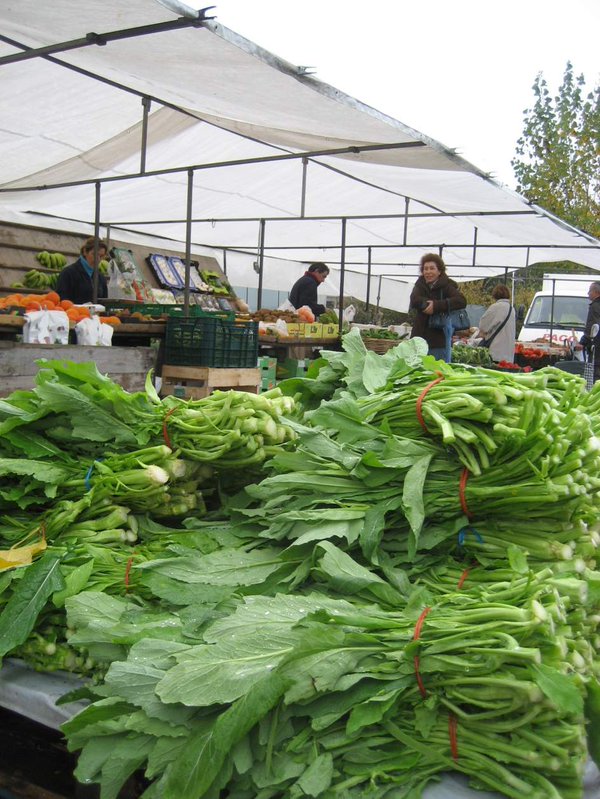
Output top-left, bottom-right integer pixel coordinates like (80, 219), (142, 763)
(452, 343), (494, 367)
(318, 309), (339, 325)
(360, 327), (401, 340)
(36, 251), (68, 270)
(10, 253), (110, 291)
(0, 335), (599, 799)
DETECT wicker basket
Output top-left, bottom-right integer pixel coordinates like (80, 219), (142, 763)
(362, 337), (399, 354)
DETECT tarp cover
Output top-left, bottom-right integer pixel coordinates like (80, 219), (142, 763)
(0, 0), (598, 311)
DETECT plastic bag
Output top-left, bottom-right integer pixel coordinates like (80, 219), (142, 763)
(22, 309), (69, 344)
(258, 319), (289, 338)
(277, 299), (296, 312)
(75, 317), (113, 346)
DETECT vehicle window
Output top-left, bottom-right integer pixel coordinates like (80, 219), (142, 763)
(526, 296), (588, 327)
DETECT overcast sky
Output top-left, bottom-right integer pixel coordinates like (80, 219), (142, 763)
(187, 0), (599, 187)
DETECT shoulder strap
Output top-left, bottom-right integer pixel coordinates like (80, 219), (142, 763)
(484, 303), (513, 346)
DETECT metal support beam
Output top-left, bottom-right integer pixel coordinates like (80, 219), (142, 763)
(140, 97), (152, 173)
(403, 197), (410, 245)
(0, 141), (428, 194)
(257, 219), (266, 310)
(365, 246), (372, 312)
(300, 157), (308, 218)
(472, 227), (478, 266)
(183, 169), (194, 315)
(0, 11), (214, 66)
(222, 248), (227, 276)
(338, 219), (347, 337)
(92, 182), (101, 302)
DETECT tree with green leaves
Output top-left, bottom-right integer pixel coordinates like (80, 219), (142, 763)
(512, 62), (600, 239)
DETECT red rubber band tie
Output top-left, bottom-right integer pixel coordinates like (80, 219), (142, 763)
(458, 467), (472, 519)
(162, 407), (177, 449)
(124, 552), (137, 588)
(448, 714), (459, 760)
(457, 568), (470, 590)
(415, 372), (445, 432)
(413, 606), (431, 698)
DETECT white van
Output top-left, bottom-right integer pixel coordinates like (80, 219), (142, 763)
(518, 273), (594, 344)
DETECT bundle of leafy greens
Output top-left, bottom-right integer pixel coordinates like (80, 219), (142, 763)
(0, 340), (599, 799)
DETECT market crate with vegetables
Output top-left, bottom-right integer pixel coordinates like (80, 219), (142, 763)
(0, 332), (600, 798)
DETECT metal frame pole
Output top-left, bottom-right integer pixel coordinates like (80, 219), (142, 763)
(92, 181), (101, 302)
(222, 248), (227, 276)
(140, 96), (151, 173)
(365, 246), (372, 312)
(300, 157), (308, 218)
(403, 197), (410, 245)
(257, 219), (266, 310)
(183, 168), (194, 315)
(338, 218), (346, 337)
(472, 227), (478, 266)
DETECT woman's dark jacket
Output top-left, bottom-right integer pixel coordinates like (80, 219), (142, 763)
(289, 273), (326, 317)
(56, 258), (108, 304)
(409, 273), (467, 349)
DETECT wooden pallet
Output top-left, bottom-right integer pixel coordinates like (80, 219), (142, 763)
(161, 365), (261, 399)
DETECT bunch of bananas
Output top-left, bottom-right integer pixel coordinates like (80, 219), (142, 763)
(23, 270), (58, 290)
(36, 251), (67, 270)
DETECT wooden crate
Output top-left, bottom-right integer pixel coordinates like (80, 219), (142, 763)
(0, 342), (156, 396)
(161, 365), (261, 399)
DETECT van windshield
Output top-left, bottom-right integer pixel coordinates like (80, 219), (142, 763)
(525, 295), (588, 329)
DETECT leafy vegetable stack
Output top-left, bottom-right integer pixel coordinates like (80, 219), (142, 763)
(0, 335), (599, 799)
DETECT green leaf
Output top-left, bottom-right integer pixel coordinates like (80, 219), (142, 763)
(0, 554), (64, 659)
(138, 547), (284, 587)
(531, 663), (583, 716)
(315, 541), (403, 606)
(160, 672), (288, 799)
(293, 752), (333, 797)
(507, 545), (529, 575)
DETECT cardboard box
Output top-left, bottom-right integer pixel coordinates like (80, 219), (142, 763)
(286, 322), (305, 338)
(260, 376), (277, 392)
(276, 358), (308, 380)
(306, 323), (323, 338)
(258, 356), (277, 379)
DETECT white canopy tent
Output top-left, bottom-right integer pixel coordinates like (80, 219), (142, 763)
(0, 0), (598, 314)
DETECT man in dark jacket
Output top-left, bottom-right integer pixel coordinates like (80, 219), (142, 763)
(289, 262), (329, 317)
(56, 237), (108, 304)
(580, 281), (600, 383)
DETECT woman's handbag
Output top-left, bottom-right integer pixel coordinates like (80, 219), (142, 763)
(429, 306), (471, 331)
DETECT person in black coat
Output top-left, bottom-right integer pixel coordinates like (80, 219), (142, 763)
(579, 281), (600, 383)
(56, 237), (108, 304)
(289, 262), (329, 317)
(409, 253), (467, 361)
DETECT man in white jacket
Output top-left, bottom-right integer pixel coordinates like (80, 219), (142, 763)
(478, 284), (516, 363)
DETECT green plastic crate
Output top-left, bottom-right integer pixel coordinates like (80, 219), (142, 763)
(165, 316), (259, 367)
(103, 300), (234, 320)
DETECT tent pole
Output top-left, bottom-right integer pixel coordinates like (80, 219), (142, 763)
(140, 97), (151, 173)
(338, 218), (347, 337)
(183, 169), (194, 315)
(403, 197), (410, 245)
(257, 219), (266, 310)
(472, 227), (478, 266)
(92, 181), (101, 302)
(365, 246), (372, 312)
(376, 275), (382, 313)
(300, 157), (308, 217)
(222, 248), (227, 276)
(105, 224), (111, 252)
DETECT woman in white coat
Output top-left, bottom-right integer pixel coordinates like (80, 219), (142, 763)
(478, 284), (516, 363)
